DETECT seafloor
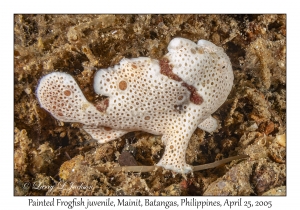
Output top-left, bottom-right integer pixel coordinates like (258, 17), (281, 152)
(14, 14), (286, 196)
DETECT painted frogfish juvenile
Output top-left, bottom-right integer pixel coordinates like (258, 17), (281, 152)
(36, 37), (234, 174)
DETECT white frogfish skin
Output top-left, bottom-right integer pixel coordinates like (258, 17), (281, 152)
(36, 37), (233, 174)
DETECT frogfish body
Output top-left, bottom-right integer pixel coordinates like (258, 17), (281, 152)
(36, 38), (233, 173)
